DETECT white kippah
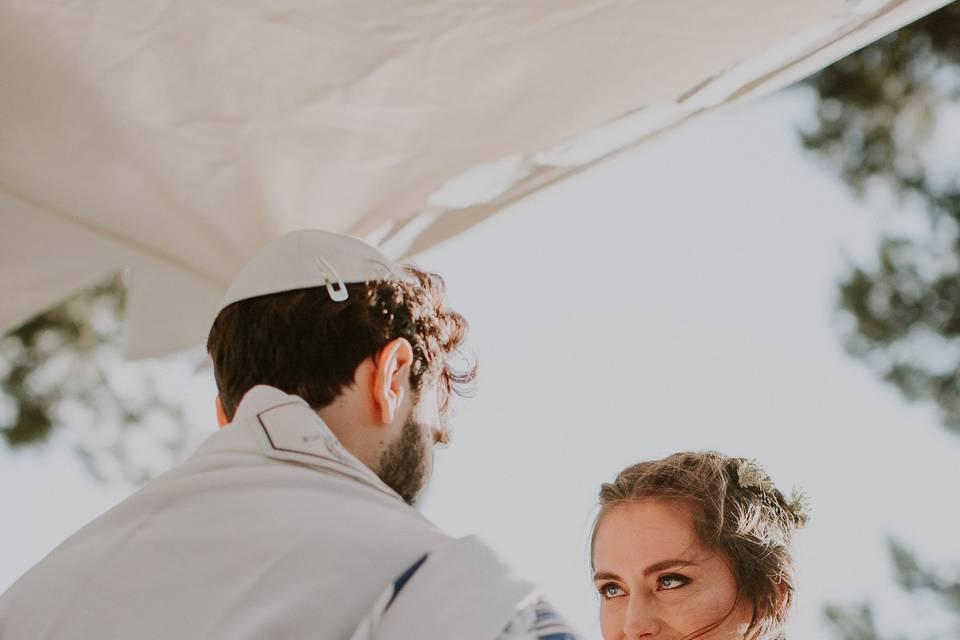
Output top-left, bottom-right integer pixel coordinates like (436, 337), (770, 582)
(215, 230), (406, 315)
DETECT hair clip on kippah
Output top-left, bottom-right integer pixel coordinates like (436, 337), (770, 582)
(314, 256), (349, 302)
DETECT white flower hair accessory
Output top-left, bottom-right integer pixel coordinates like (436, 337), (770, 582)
(736, 458), (812, 528)
(787, 487), (812, 528)
(736, 458), (776, 494)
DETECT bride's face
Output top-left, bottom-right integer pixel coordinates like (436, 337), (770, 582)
(592, 500), (752, 640)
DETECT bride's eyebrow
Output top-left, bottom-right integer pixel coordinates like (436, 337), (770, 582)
(642, 559), (696, 576)
(593, 560), (697, 582)
(593, 571), (622, 582)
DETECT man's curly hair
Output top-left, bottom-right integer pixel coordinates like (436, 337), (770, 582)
(207, 267), (475, 425)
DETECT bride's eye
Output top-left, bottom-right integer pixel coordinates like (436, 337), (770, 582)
(598, 583), (625, 599)
(657, 574), (690, 590)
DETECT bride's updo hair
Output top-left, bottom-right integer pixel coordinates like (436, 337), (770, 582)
(593, 451), (808, 640)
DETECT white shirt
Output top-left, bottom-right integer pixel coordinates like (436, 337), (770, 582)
(0, 385), (460, 639)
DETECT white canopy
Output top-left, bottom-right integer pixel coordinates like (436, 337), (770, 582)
(1, 0), (950, 357)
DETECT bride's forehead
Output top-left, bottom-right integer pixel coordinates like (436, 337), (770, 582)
(594, 500), (701, 558)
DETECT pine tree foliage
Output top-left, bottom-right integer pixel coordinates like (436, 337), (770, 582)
(0, 275), (199, 484)
(802, 4), (960, 639)
(822, 540), (960, 640)
(802, 1), (960, 432)
(823, 603), (889, 640)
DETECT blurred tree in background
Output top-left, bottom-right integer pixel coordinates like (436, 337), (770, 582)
(801, 2), (960, 638)
(802, 1), (960, 433)
(823, 540), (960, 640)
(0, 275), (200, 484)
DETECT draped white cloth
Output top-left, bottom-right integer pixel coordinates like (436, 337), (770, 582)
(0, 0), (950, 357)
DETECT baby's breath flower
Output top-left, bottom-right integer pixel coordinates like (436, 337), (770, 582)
(788, 487), (812, 527)
(736, 458), (775, 493)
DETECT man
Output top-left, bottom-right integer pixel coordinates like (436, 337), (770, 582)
(0, 230), (578, 639)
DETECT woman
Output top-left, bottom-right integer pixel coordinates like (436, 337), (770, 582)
(592, 452), (810, 640)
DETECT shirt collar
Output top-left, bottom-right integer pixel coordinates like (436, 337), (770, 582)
(229, 385), (403, 502)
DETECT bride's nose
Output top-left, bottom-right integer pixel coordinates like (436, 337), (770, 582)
(623, 595), (660, 638)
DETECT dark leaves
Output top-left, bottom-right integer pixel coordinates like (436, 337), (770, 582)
(0, 275), (199, 484)
(802, 2), (960, 434)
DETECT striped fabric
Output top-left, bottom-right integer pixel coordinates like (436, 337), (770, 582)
(500, 598), (580, 640)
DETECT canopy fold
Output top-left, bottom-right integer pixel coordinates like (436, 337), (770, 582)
(1, 0), (951, 356)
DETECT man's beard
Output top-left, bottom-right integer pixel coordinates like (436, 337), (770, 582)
(376, 414), (428, 505)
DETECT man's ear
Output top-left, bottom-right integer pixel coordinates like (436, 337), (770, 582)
(372, 337), (414, 425)
(215, 395), (229, 428)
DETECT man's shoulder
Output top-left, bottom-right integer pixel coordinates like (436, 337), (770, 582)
(348, 537), (582, 640)
(0, 436), (453, 640)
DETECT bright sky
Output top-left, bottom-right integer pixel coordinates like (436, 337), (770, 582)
(3, 87), (959, 638)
